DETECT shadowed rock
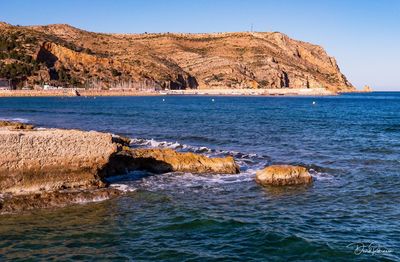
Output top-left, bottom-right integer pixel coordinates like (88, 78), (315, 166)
(255, 165), (312, 186)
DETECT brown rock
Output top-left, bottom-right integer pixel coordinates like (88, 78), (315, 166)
(255, 165), (312, 186)
(129, 148), (240, 174)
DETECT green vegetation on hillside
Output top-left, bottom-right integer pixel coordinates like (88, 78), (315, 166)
(0, 34), (40, 81)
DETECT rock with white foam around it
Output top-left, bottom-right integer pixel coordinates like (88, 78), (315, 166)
(255, 165), (312, 186)
(128, 148), (240, 174)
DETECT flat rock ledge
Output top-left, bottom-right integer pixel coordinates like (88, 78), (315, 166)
(255, 165), (313, 186)
(128, 148), (240, 174)
(0, 121), (240, 213)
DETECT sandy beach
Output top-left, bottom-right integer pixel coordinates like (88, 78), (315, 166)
(0, 88), (337, 97)
(168, 88), (337, 96)
(0, 89), (160, 97)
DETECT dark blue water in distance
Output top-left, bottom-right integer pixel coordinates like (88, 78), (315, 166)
(0, 93), (399, 261)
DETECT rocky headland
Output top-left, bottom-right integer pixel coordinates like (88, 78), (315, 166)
(0, 22), (354, 93)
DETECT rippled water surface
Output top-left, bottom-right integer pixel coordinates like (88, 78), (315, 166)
(0, 93), (399, 261)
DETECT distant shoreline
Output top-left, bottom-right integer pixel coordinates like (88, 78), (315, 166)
(0, 88), (351, 97)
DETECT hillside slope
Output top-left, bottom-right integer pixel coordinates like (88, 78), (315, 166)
(0, 22), (354, 91)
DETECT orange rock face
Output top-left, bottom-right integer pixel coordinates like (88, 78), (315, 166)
(255, 165), (313, 186)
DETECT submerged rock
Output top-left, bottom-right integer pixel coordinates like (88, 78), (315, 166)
(255, 165), (312, 186)
(0, 188), (122, 214)
(129, 148), (240, 174)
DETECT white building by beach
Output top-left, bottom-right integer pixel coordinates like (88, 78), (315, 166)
(43, 84), (64, 90)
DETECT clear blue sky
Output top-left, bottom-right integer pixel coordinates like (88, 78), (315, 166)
(2, 0), (399, 90)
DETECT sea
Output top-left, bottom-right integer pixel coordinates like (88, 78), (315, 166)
(0, 93), (399, 261)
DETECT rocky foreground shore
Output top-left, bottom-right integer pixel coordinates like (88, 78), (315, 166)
(0, 121), (239, 214)
(0, 121), (312, 214)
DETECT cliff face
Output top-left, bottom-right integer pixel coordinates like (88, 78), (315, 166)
(0, 22), (354, 92)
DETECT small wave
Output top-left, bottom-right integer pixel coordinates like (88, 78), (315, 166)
(310, 171), (335, 181)
(297, 163), (338, 174)
(72, 196), (111, 204)
(109, 184), (137, 192)
(137, 172), (254, 191)
(294, 164), (337, 181)
(383, 124), (400, 133)
(13, 109), (44, 113)
(130, 137), (270, 163)
(130, 138), (213, 153)
(360, 147), (394, 154)
(0, 117), (30, 123)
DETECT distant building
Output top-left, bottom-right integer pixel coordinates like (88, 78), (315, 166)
(43, 84), (64, 90)
(0, 78), (12, 90)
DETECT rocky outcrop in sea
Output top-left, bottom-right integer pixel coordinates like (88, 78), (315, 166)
(0, 121), (241, 214)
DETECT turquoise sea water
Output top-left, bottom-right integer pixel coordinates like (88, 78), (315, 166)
(0, 93), (399, 261)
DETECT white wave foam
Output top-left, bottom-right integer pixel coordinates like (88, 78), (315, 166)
(130, 138), (211, 153)
(129, 137), (268, 163)
(309, 170), (335, 181)
(135, 171), (255, 192)
(72, 196), (110, 204)
(0, 117), (30, 123)
(110, 183), (137, 192)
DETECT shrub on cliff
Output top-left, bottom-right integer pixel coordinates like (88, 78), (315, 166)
(111, 68), (122, 77)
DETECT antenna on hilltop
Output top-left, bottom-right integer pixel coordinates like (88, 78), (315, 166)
(250, 23), (254, 32)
